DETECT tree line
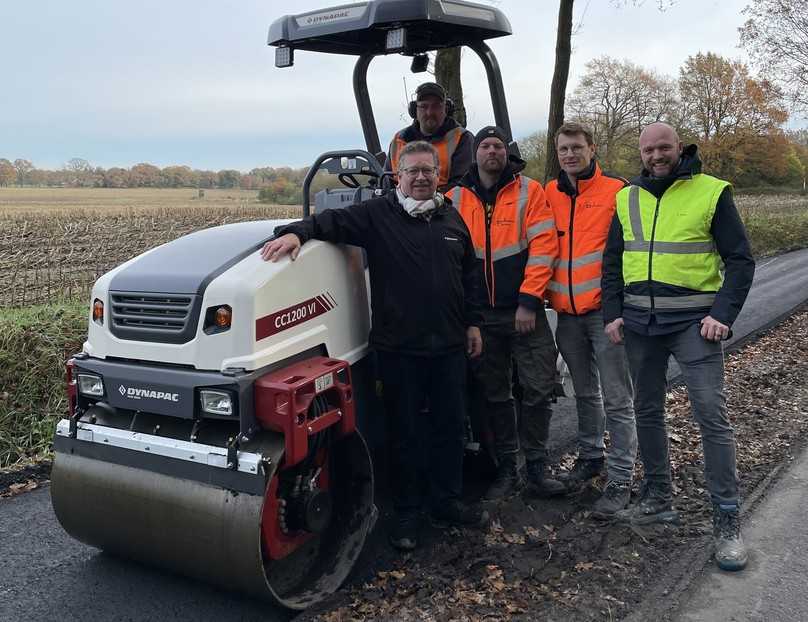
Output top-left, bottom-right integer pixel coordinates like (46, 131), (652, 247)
(518, 51), (808, 189)
(0, 158), (344, 205)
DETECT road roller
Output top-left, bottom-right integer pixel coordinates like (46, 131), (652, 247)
(51, 0), (539, 610)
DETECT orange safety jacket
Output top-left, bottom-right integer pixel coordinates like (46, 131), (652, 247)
(546, 162), (627, 315)
(447, 172), (557, 310)
(389, 126), (466, 190)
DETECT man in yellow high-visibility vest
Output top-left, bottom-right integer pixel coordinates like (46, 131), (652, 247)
(601, 122), (755, 572)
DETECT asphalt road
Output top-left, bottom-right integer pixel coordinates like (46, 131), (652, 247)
(1, 248), (807, 622)
(672, 446), (808, 622)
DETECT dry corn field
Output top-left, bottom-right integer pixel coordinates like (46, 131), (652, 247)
(0, 187), (301, 308)
(1, 188), (806, 309)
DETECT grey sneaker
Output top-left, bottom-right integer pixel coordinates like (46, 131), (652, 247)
(525, 460), (566, 497)
(558, 457), (605, 490)
(616, 482), (679, 525)
(591, 480), (631, 520)
(713, 504), (747, 571)
(483, 459), (524, 502)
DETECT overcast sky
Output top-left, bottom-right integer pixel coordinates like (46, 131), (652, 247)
(2, 0), (773, 171)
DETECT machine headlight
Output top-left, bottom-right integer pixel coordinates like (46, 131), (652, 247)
(77, 374), (104, 397)
(385, 27), (406, 52)
(200, 390), (234, 416)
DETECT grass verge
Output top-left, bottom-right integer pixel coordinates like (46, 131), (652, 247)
(0, 301), (87, 468)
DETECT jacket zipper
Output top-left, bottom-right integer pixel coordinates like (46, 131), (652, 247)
(428, 218), (437, 351)
(484, 204), (495, 307)
(648, 196), (662, 313)
(567, 193), (578, 315)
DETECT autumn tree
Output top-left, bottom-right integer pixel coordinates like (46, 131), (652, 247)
(129, 163), (161, 187)
(678, 52), (788, 181)
(567, 56), (676, 171)
(519, 130), (548, 181)
(13, 159), (34, 186)
(739, 0), (808, 114)
(0, 159), (15, 186)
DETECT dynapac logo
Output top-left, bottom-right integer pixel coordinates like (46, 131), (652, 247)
(255, 292), (337, 341)
(118, 384), (179, 402)
(307, 10), (348, 24)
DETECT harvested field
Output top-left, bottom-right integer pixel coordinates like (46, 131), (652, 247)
(309, 308), (808, 622)
(1, 188), (805, 308)
(0, 187), (300, 307)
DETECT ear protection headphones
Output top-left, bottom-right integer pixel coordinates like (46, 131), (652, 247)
(408, 93), (456, 119)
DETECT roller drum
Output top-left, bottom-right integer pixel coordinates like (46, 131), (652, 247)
(51, 431), (375, 610)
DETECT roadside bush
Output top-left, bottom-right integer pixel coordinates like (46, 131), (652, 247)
(0, 301), (87, 468)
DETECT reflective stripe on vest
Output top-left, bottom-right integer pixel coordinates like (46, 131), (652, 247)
(616, 175), (727, 298)
(548, 277), (601, 295)
(624, 186), (716, 254)
(390, 127), (464, 188)
(624, 293), (716, 309)
(552, 249), (603, 271)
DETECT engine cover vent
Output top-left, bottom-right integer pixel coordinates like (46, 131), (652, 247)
(109, 291), (202, 344)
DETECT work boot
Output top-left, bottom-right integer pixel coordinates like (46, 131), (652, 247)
(591, 480), (631, 520)
(525, 460), (566, 498)
(558, 456), (605, 490)
(483, 457), (524, 502)
(389, 512), (418, 551)
(615, 481), (679, 525)
(431, 500), (490, 529)
(713, 503), (748, 571)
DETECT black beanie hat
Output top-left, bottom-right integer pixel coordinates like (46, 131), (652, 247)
(474, 125), (509, 152)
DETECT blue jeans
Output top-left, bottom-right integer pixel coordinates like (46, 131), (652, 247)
(624, 322), (739, 505)
(556, 310), (637, 483)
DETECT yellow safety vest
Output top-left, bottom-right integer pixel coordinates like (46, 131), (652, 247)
(615, 173), (729, 310)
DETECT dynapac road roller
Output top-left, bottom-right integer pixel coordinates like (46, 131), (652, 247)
(51, 0), (520, 610)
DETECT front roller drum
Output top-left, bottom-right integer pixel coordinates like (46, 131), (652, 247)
(51, 432), (375, 610)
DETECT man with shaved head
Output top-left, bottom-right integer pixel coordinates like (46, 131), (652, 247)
(601, 122), (755, 571)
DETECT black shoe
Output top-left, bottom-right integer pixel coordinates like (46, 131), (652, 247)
(431, 500), (490, 529)
(591, 480), (631, 520)
(713, 503), (747, 571)
(525, 460), (566, 497)
(558, 457), (605, 489)
(483, 459), (524, 502)
(389, 512), (418, 551)
(615, 481), (679, 525)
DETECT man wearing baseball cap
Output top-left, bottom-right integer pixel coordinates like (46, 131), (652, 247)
(447, 126), (565, 501)
(386, 82), (473, 192)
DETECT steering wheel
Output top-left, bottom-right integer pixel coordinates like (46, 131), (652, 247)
(338, 173), (361, 188)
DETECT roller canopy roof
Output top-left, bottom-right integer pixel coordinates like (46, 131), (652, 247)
(267, 0), (512, 56)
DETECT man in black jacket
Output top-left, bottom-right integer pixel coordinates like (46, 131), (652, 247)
(601, 122), (755, 571)
(262, 141), (487, 551)
(385, 82), (473, 192)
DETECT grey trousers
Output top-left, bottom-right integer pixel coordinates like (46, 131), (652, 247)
(556, 310), (637, 483)
(472, 307), (558, 463)
(624, 323), (740, 506)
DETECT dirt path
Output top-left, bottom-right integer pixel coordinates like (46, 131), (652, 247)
(311, 308), (808, 621)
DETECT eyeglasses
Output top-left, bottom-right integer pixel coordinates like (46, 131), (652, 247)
(557, 145), (588, 156)
(400, 166), (438, 178)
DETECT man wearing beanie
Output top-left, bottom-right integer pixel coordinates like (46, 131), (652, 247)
(386, 82), (473, 192)
(447, 126), (565, 501)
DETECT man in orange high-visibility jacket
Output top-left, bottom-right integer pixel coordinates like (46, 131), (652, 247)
(545, 122), (637, 519)
(386, 82), (473, 193)
(448, 126), (565, 502)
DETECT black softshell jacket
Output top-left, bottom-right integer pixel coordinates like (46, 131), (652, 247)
(275, 191), (481, 356)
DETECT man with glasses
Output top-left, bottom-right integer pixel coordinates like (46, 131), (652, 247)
(545, 122), (637, 519)
(262, 141), (488, 552)
(601, 122), (755, 571)
(386, 82), (473, 192)
(448, 126), (565, 502)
